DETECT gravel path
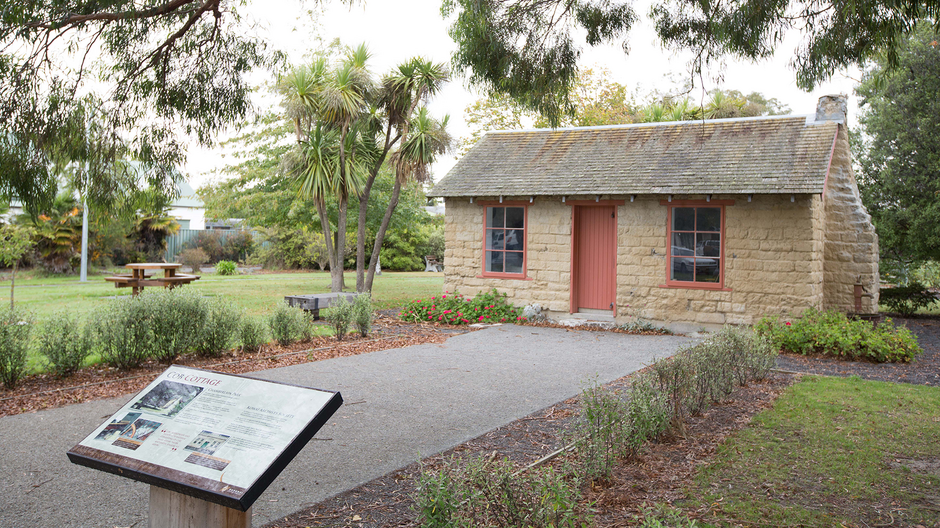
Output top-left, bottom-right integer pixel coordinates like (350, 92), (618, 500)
(0, 325), (690, 528)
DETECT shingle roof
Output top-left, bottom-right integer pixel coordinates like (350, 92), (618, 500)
(428, 115), (839, 197)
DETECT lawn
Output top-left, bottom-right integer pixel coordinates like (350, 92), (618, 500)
(1, 269), (444, 319)
(688, 375), (940, 527)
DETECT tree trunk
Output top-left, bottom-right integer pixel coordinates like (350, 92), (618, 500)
(315, 199), (335, 283)
(332, 197), (348, 292)
(355, 124), (399, 293)
(355, 180), (374, 293)
(9, 260), (15, 310)
(364, 178), (402, 293)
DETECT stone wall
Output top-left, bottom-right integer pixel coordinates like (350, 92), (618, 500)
(443, 193), (829, 330)
(822, 125), (880, 313)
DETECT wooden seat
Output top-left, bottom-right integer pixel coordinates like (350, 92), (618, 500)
(424, 255), (442, 272)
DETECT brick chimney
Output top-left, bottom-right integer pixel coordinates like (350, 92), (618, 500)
(816, 94), (847, 123)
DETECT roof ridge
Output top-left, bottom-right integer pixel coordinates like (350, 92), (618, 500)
(485, 114), (813, 136)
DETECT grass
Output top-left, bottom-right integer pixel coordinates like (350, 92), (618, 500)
(687, 376), (940, 527)
(0, 269), (444, 319)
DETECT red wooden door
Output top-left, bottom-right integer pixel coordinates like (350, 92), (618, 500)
(573, 206), (617, 312)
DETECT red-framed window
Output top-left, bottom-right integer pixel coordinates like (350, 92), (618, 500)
(481, 204), (527, 278)
(664, 201), (731, 289)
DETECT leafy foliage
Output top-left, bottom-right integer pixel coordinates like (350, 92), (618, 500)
(196, 297), (241, 358)
(755, 308), (922, 363)
(413, 456), (588, 528)
(324, 296), (354, 341)
(0, 224), (34, 308)
(443, 0), (938, 125)
(352, 294), (374, 337)
(400, 289), (526, 325)
(268, 302), (309, 346)
(0, 306), (33, 389)
(879, 282), (938, 316)
(90, 298), (156, 370)
(179, 248), (208, 273)
(37, 312), (92, 378)
(856, 26), (940, 272)
(239, 316), (269, 353)
(215, 260), (238, 276)
(0, 0), (284, 212)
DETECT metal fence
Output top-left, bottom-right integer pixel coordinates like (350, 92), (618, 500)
(164, 229), (239, 261)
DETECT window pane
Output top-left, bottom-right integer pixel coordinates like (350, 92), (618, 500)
(673, 207), (695, 231)
(485, 251), (503, 272)
(505, 207), (524, 228)
(695, 259), (720, 282)
(696, 232), (721, 256)
(671, 232), (694, 254)
(505, 252), (524, 273)
(486, 207), (504, 228)
(697, 208), (721, 231)
(486, 229), (504, 250)
(505, 229), (524, 251)
(672, 256), (694, 281)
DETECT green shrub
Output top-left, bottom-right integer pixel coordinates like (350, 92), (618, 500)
(144, 288), (207, 363)
(239, 316), (268, 353)
(37, 312), (92, 377)
(879, 282), (937, 316)
(624, 372), (670, 453)
(324, 296), (353, 341)
(268, 302), (307, 346)
(400, 289), (526, 325)
(0, 307), (33, 389)
(91, 299), (155, 370)
(178, 247), (207, 273)
(352, 294), (374, 337)
(413, 462), (460, 528)
(755, 308), (921, 362)
(568, 383), (630, 481)
(413, 456), (588, 528)
(197, 298), (241, 357)
(215, 260), (237, 276)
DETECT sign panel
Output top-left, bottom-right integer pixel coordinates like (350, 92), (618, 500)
(67, 365), (343, 511)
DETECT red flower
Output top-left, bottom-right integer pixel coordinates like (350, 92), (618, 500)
(478, 315), (484, 321)
(785, 321), (791, 326)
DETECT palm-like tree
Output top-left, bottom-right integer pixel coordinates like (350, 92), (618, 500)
(282, 45), (375, 292)
(364, 108), (451, 292)
(354, 57), (449, 292)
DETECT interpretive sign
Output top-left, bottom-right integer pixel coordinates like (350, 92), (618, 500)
(67, 365), (343, 511)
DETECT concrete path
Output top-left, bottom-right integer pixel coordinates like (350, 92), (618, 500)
(0, 325), (690, 528)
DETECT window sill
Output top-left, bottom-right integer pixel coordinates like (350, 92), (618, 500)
(658, 283), (732, 292)
(477, 274), (533, 281)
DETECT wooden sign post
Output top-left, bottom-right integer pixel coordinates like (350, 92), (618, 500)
(68, 366), (343, 527)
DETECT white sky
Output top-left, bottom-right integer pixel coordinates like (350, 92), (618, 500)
(185, 0), (860, 189)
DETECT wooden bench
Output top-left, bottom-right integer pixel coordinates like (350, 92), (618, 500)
(284, 292), (358, 320)
(424, 255), (442, 272)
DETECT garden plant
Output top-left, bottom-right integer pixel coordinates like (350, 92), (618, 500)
(400, 289), (526, 325)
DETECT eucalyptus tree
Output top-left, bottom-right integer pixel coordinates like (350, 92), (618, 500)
(0, 0), (288, 213)
(855, 25), (940, 272)
(441, 0), (940, 126)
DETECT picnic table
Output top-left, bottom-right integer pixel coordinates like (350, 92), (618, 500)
(104, 263), (200, 296)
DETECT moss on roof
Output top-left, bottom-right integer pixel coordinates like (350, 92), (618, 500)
(428, 115), (838, 198)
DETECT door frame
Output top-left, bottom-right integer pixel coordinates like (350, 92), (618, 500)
(567, 200), (623, 314)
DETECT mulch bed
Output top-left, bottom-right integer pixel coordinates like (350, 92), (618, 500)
(776, 316), (940, 386)
(0, 315), (465, 418)
(4, 314), (937, 527)
(263, 315), (940, 528)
